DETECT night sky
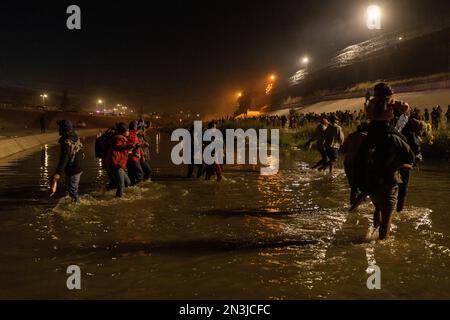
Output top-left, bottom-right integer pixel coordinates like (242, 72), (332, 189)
(0, 0), (449, 117)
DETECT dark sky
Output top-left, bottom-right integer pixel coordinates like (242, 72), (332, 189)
(0, 0), (449, 117)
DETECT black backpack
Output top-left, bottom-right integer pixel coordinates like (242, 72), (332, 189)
(354, 133), (402, 193)
(95, 129), (115, 159)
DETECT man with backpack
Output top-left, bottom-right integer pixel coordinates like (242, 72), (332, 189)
(52, 120), (85, 203)
(105, 123), (134, 197)
(354, 83), (415, 240)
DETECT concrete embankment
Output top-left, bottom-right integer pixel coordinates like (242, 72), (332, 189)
(268, 88), (450, 116)
(0, 129), (100, 159)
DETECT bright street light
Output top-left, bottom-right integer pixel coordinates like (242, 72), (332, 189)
(269, 74), (276, 81)
(366, 5), (382, 30)
(40, 94), (48, 107)
(302, 56), (309, 65)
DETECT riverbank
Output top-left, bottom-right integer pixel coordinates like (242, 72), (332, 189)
(214, 119), (449, 160)
(0, 129), (101, 159)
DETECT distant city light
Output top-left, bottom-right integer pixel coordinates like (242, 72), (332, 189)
(398, 36), (403, 41)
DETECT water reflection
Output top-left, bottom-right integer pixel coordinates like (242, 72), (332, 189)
(39, 144), (49, 188)
(155, 132), (160, 155)
(97, 158), (104, 180)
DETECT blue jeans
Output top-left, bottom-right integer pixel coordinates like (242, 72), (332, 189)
(127, 160), (144, 185)
(114, 168), (131, 197)
(67, 172), (82, 203)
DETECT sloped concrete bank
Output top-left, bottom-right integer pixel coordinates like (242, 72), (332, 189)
(0, 129), (100, 159)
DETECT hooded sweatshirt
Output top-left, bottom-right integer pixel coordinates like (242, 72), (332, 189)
(55, 132), (84, 175)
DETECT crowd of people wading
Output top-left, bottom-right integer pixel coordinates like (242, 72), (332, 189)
(49, 82), (448, 241)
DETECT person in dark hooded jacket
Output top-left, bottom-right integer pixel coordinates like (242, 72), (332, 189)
(52, 120), (85, 203)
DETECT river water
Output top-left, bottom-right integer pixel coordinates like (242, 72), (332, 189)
(0, 133), (449, 299)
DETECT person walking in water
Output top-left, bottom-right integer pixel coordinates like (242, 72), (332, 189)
(106, 123), (133, 197)
(321, 115), (345, 174)
(127, 121), (144, 185)
(204, 121), (223, 182)
(40, 113), (47, 133)
(355, 82), (415, 240)
(187, 124), (205, 179)
(137, 121), (152, 182)
(304, 117), (329, 170)
(52, 120), (85, 203)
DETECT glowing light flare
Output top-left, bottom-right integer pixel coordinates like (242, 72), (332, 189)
(366, 5), (382, 30)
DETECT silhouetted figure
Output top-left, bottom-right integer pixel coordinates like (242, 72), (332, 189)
(40, 113), (47, 133)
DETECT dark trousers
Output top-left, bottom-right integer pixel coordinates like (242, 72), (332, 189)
(313, 149), (328, 168)
(370, 185), (399, 240)
(205, 163), (222, 181)
(344, 162), (361, 206)
(127, 160), (144, 185)
(140, 159), (152, 181)
(187, 164), (205, 178)
(397, 169), (411, 212)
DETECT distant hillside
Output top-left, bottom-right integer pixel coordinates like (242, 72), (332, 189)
(271, 22), (450, 111)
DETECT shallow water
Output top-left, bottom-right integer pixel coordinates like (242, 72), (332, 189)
(0, 133), (449, 299)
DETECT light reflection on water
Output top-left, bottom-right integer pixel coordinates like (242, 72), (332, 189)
(0, 134), (449, 299)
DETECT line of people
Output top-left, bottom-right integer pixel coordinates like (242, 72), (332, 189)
(96, 120), (152, 197)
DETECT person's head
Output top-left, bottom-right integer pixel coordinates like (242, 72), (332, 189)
(410, 112), (419, 120)
(207, 121), (216, 129)
(320, 117), (329, 126)
(57, 120), (73, 136)
(374, 82), (393, 99)
(358, 122), (369, 132)
(116, 122), (129, 137)
(129, 121), (138, 131)
(329, 115), (338, 124)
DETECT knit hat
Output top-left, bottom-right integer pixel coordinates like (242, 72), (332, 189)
(116, 122), (128, 135)
(57, 120), (73, 135)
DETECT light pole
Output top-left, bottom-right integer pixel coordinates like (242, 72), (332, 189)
(96, 99), (103, 113)
(40, 94), (48, 108)
(266, 75), (276, 95)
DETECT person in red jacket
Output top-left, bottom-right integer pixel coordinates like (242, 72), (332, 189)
(107, 123), (133, 197)
(127, 121), (144, 185)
